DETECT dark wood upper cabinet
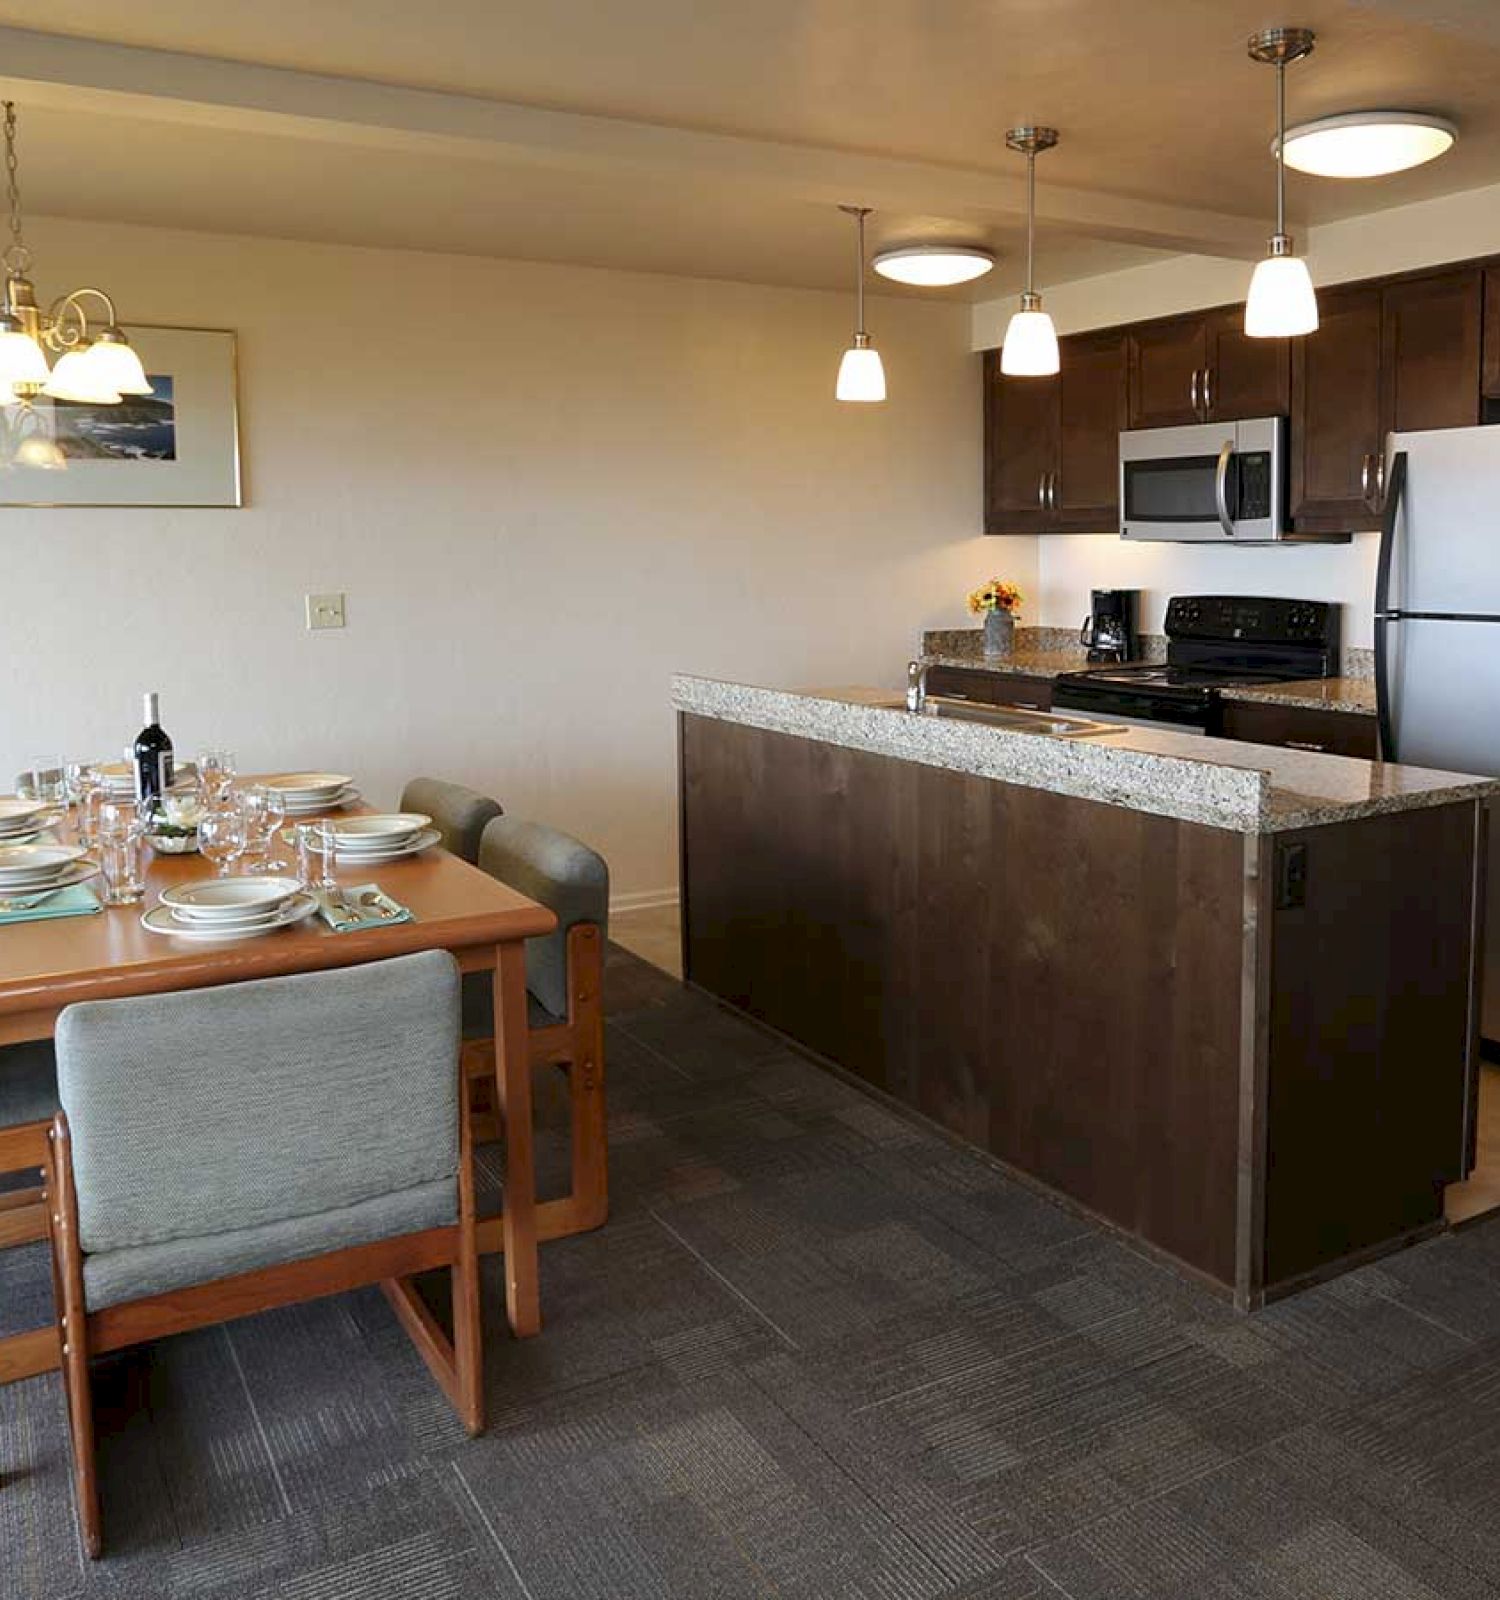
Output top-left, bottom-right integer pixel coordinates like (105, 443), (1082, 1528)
(983, 349), (1056, 534)
(1127, 317), (1205, 429)
(1203, 308), (1290, 422)
(1381, 267), (1482, 434)
(1290, 283), (1384, 532)
(1484, 267), (1500, 402)
(1054, 330), (1128, 532)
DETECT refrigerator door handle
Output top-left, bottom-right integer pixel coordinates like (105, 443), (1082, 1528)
(1373, 450), (1408, 761)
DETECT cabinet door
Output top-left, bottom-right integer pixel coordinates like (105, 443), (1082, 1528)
(983, 349), (1058, 534)
(925, 667), (1052, 710)
(1054, 330), (1127, 532)
(1127, 317), (1207, 429)
(1290, 284), (1384, 532)
(1204, 308), (1290, 421)
(1381, 268), (1482, 434)
(1484, 267), (1500, 402)
(1218, 699), (1378, 759)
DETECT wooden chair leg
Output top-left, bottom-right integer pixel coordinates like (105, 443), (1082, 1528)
(46, 1116), (101, 1560)
(566, 925), (608, 1232)
(452, 1071), (483, 1435)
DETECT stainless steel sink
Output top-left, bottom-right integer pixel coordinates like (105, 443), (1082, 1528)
(914, 697), (1115, 738)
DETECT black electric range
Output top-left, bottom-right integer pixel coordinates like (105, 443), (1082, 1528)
(1052, 595), (1339, 732)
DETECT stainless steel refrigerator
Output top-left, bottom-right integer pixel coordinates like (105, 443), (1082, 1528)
(1377, 425), (1500, 1048)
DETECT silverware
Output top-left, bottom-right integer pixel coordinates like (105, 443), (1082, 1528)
(0, 887), (61, 912)
(356, 890), (401, 921)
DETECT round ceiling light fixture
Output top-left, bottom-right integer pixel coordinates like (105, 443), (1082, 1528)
(1276, 111), (1457, 178)
(871, 246), (996, 287)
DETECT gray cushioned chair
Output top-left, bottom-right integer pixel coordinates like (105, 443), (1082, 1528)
(46, 950), (482, 1558)
(463, 816), (610, 1240)
(399, 777), (503, 864)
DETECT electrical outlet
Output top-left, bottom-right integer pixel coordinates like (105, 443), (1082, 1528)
(305, 592), (346, 631)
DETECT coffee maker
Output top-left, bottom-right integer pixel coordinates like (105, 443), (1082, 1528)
(1079, 589), (1138, 663)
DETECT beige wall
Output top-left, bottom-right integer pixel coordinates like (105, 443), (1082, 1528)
(1, 216), (1026, 904)
(968, 179), (1500, 649)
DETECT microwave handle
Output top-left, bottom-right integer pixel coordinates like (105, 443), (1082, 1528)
(1213, 439), (1236, 536)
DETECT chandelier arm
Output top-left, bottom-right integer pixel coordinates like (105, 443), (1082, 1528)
(41, 286), (121, 352)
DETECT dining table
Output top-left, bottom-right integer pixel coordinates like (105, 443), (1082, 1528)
(0, 799), (557, 1388)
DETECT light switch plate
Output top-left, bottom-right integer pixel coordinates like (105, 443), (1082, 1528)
(306, 592), (346, 630)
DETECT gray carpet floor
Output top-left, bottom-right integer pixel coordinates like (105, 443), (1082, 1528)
(6, 946), (1500, 1597)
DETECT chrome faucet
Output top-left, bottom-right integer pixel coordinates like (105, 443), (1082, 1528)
(906, 660), (929, 713)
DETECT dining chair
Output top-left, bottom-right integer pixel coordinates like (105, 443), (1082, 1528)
(399, 777), (503, 864)
(0, 1040), (58, 1250)
(45, 950), (481, 1559)
(463, 816), (609, 1243)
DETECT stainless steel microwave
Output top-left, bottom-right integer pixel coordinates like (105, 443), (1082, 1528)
(1119, 416), (1286, 542)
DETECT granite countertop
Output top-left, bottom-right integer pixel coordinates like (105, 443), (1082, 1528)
(921, 647), (1092, 680)
(672, 674), (1497, 835)
(1218, 677), (1378, 716)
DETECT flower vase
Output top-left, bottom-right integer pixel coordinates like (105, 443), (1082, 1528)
(983, 610), (1015, 658)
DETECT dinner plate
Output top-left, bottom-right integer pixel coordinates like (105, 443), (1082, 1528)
(281, 788), (359, 818)
(331, 812), (431, 843)
(142, 893), (319, 941)
(0, 799), (49, 828)
(330, 826), (441, 864)
(169, 901), (286, 930)
(0, 860), (100, 899)
(0, 843), (87, 878)
(159, 876), (303, 918)
(262, 771), (353, 798)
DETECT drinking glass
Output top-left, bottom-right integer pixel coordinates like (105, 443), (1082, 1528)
(64, 760), (104, 846)
(96, 801), (146, 905)
(199, 806), (248, 878)
(17, 758), (66, 822)
(238, 785), (290, 874)
(197, 748), (236, 806)
(295, 821), (339, 893)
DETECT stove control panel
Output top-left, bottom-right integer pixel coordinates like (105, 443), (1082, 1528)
(1165, 595), (1336, 646)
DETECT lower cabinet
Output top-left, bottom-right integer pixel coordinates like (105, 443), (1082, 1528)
(1218, 699), (1378, 759)
(924, 666), (1052, 711)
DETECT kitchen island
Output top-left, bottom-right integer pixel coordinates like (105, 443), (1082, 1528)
(675, 674), (1498, 1308)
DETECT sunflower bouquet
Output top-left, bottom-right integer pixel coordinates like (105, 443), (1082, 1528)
(967, 579), (1023, 617)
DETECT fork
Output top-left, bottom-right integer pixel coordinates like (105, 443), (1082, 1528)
(0, 888), (60, 913)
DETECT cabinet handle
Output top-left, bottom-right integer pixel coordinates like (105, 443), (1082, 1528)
(1201, 367), (1213, 417)
(1284, 739), (1327, 753)
(1360, 452), (1373, 507)
(1048, 472), (1059, 512)
(1190, 368), (1201, 417)
(1014, 700), (1043, 710)
(1375, 454), (1387, 507)
(1038, 473), (1049, 511)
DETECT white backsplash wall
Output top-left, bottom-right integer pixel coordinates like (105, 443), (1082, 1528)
(1036, 533), (1381, 656)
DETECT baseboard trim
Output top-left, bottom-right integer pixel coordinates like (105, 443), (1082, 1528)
(610, 888), (680, 916)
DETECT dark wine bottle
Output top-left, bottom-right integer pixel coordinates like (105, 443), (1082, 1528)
(133, 691), (175, 802)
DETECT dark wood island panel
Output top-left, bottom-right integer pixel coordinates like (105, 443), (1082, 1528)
(679, 712), (1484, 1305)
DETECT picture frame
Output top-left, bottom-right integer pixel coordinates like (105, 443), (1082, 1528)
(0, 324), (241, 508)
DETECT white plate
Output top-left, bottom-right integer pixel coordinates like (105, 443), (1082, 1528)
(262, 771), (353, 797)
(0, 799), (49, 827)
(159, 876), (303, 918)
(142, 893), (319, 941)
(169, 901), (285, 930)
(331, 812), (430, 842)
(282, 788), (359, 818)
(0, 843), (87, 880)
(331, 826), (441, 864)
(0, 860), (100, 899)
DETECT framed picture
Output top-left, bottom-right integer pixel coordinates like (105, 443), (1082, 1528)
(0, 324), (241, 508)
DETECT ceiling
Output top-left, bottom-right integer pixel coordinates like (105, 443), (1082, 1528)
(0, 0), (1496, 298)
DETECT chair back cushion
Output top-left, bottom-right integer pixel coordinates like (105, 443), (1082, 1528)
(399, 778), (502, 864)
(56, 951), (460, 1257)
(478, 817), (608, 1018)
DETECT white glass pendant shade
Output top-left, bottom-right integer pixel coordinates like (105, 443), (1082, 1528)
(836, 343), (887, 402)
(41, 346), (122, 404)
(1000, 307), (1060, 376)
(1244, 250), (1319, 337)
(873, 247), (995, 286)
(0, 327), (49, 397)
(85, 336), (152, 395)
(13, 432), (64, 469)
(1278, 113), (1456, 178)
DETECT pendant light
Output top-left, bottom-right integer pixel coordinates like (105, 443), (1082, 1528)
(1278, 110), (1456, 178)
(835, 205), (886, 403)
(1000, 127), (1060, 377)
(1245, 28), (1319, 339)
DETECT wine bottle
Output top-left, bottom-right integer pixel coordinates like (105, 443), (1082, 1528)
(133, 691), (175, 802)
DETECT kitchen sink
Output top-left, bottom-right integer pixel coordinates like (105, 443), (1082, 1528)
(909, 697), (1116, 737)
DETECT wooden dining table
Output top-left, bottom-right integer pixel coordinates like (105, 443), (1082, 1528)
(0, 811), (557, 1387)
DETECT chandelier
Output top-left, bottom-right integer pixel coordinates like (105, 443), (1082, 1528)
(0, 101), (152, 415)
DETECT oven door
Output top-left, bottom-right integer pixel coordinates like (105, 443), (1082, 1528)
(1051, 679), (1212, 732)
(1119, 418), (1283, 542)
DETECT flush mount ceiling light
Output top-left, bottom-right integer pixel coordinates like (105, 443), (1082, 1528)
(1244, 28), (1319, 340)
(1277, 110), (1457, 178)
(0, 100), (151, 431)
(872, 245), (996, 287)
(1000, 126), (1060, 377)
(835, 204), (887, 403)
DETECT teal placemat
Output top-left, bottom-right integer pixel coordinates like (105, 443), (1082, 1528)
(314, 884), (413, 934)
(0, 882), (104, 925)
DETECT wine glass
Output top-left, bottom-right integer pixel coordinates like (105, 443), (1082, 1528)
(17, 758), (66, 823)
(64, 760), (104, 846)
(238, 785), (289, 875)
(197, 748), (236, 806)
(198, 806), (247, 878)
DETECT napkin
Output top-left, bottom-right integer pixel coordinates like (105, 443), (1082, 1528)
(0, 883), (104, 926)
(313, 884), (413, 933)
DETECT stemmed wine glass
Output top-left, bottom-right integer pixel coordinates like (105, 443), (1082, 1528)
(196, 748), (236, 807)
(198, 805), (248, 878)
(64, 760), (104, 848)
(238, 785), (290, 875)
(17, 758), (66, 826)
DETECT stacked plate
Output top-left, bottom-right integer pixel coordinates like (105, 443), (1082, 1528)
(0, 798), (51, 846)
(0, 842), (99, 900)
(262, 772), (359, 817)
(328, 812), (439, 865)
(143, 876), (318, 941)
